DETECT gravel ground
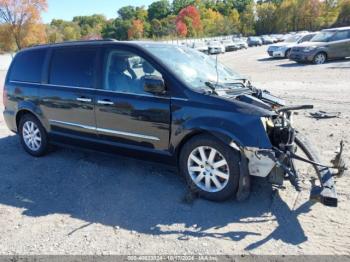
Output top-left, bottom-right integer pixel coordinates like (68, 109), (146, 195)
(0, 46), (349, 255)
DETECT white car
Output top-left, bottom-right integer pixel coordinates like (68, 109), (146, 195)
(208, 41), (225, 54)
(267, 33), (316, 58)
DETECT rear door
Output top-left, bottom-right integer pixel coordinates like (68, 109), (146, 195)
(94, 47), (171, 152)
(39, 46), (98, 139)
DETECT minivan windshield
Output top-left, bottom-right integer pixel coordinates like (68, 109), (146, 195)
(144, 44), (242, 90)
(311, 31), (335, 42)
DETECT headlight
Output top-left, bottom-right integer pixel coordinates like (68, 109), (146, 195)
(303, 46), (317, 52)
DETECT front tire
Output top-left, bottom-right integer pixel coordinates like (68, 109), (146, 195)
(313, 52), (327, 64)
(179, 134), (240, 201)
(19, 114), (49, 157)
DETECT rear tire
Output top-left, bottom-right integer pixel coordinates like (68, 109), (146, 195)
(179, 134), (240, 201)
(19, 114), (49, 157)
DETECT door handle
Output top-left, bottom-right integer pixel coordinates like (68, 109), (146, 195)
(97, 99), (114, 105)
(76, 97), (92, 102)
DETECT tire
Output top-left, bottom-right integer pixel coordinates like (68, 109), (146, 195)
(19, 114), (49, 157)
(179, 134), (240, 201)
(313, 52), (327, 64)
(285, 49), (291, 58)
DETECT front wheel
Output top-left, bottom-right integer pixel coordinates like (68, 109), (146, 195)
(19, 114), (49, 157)
(179, 135), (240, 201)
(313, 53), (327, 64)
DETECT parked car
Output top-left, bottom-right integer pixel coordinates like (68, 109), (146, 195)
(233, 38), (248, 49)
(191, 41), (208, 54)
(267, 32), (316, 58)
(289, 27), (350, 64)
(261, 36), (274, 45)
(222, 39), (239, 52)
(208, 40), (225, 54)
(247, 37), (262, 47)
(3, 40), (345, 206)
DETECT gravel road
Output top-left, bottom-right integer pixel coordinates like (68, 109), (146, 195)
(0, 46), (349, 255)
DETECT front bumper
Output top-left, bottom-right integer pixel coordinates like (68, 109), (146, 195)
(272, 50), (285, 58)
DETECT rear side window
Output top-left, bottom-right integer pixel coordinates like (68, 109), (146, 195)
(9, 49), (46, 83)
(332, 31), (349, 41)
(49, 48), (96, 88)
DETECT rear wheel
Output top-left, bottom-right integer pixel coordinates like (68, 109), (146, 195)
(179, 134), (240, 201)
(19, 114), (49, 157)
(313, 52), (327, 64)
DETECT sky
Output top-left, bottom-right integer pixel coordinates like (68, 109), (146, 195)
(42, 0), (156, 23)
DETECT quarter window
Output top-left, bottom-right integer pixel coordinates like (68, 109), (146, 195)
(104, 50), (162, 94)
(9, 49), (46, 83)
(49, 48), (96, 87)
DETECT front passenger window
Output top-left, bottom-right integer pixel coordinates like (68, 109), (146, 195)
(104, 50), (162, 95)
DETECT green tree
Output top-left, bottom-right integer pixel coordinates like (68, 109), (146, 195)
(172, 0), (195, 14)
(117, 6), (136, 20)
(102, 18), (131, 40)
(255, 2), (277, 34)
(334, 0), (350, 26)
(240, 3), (256, 35)
(148, 0), (171, 20)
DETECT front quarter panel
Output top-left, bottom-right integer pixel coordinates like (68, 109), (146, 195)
(170, 94), (273, 154)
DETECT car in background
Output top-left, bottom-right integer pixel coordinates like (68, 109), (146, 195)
(191, 42), (208, 54)
(233, 38), (248, 49)
(261, 36), (274, 45)
(247, 37), (262, 47)
(267, 32), (316, 58)
(208, 41), (225, 54)
(222, 39), (239, 52)
(289, 26), (350, 64)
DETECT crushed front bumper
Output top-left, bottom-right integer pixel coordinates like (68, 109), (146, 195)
(242, 142), (346, 207)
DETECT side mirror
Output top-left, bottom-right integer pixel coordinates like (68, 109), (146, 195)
(144, 75), (166, 95)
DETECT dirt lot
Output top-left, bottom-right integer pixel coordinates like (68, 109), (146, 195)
(0, 46), (349, 255)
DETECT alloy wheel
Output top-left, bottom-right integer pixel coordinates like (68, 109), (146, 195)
(187, 146), (230, 193)
(314, 53), (326, 64)
(22, 121), (42, 151)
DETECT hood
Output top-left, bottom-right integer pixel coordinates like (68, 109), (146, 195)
(271, 42), (296, 48)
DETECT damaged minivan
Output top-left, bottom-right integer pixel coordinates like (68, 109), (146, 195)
(3, 40), (347, 206)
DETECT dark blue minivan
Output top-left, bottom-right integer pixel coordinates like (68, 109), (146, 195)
(3, 40), (345, 205)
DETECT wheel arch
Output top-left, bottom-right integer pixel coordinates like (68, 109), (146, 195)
(15, 102), (48, 131)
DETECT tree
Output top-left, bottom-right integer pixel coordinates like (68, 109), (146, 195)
(201, 8), (225, 36)
(117, 6), (136, 20)
(255, 2), (277, 35)
(172, 0), (195, 14)
(128, 19), (144, 39)
(0, 0), (47, 49)
(175, 5), (202, 37)
(102, 18), (131, 40)
(240, 2), (256, 35)
(148, 0), (171, 20)
(334, 0), (350, 26)
(72, 14), (106, 37)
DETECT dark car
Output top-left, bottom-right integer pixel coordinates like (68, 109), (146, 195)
(247, 37), (262, 47)
(289, 27), (350, 64)
(3, 40), (345, 205)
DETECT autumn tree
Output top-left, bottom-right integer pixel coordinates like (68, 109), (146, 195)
(176, 5), (202, 37)
(255, 2), (277, 35)
(240, 2), (255, 35)
(334, 0), (350, 26)
(128, 19), (144, 39)
(0, 0), (47, 50)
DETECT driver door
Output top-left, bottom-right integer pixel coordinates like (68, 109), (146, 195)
(94, 48), (171, 151)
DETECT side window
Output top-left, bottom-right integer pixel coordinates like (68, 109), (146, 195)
(332, 31), (348, 41)
(301, 34), (314, 42)
(49, 48), (96, 87)
(104, 50), (162, 94)
(9, 49), (46, 83)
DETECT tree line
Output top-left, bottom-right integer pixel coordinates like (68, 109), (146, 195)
(0, 0), (349, 51)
